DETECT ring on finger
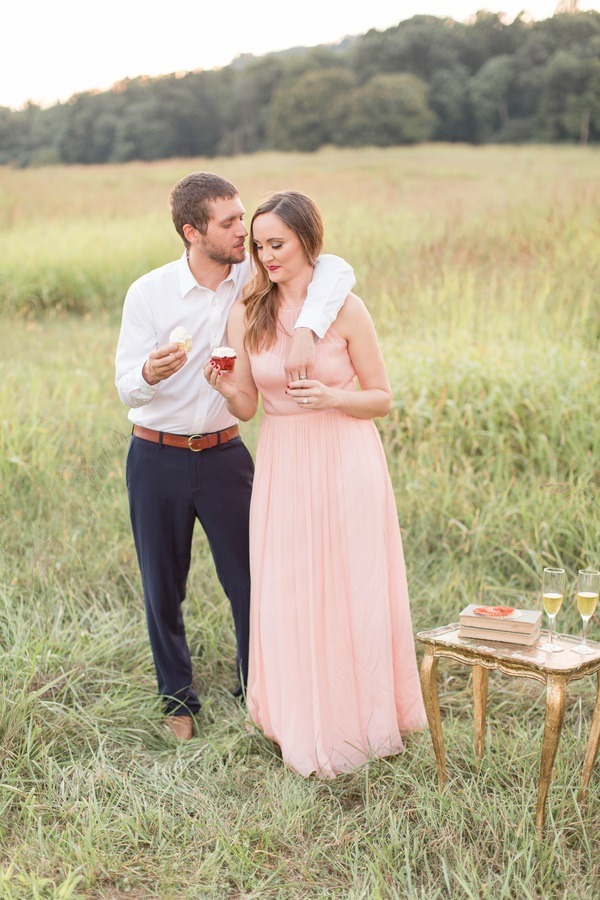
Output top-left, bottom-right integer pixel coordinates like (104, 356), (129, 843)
(302, 397), (309, 405)
(299, 374), (307, 380)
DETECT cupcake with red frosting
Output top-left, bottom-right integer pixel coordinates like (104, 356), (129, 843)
(211, 346), (236, 370)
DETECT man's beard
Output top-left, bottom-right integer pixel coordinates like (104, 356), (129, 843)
(201, 238), (245, 266)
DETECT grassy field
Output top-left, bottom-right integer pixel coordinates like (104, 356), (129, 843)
(1, 145), (599, 898)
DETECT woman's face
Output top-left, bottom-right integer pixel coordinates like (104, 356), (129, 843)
(252, 212), (308, 284)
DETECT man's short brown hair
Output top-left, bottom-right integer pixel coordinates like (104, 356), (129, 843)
(170, 172), (239, 248)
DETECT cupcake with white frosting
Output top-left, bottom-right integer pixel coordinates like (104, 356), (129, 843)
(169, 326), (192, 353)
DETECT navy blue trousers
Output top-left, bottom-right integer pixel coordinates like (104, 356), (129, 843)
(126, 433), (253, 715)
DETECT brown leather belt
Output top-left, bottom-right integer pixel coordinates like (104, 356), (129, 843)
(133, 424), (239, 452)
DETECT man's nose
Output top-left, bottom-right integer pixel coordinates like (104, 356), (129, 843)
(236, 221), (248, 238)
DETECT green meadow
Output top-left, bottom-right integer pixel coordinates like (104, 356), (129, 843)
(0, 145), (599, 898)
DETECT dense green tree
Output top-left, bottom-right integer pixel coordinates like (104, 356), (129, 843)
(462, 11), (529, 73)
(0, 107), (25, 164)
(214, 56), (292, 155)
(338, 73), (435, 146)
(470, 54), (516, 141)
(218, 44), (350, 154)
(234, 57), (287, 152)
(2, 102), (72, 166)
(109, 102), (173, 162)
(155, 77), (221, 158)
(505, 13), (599, 133)
(57, 93), (125, 163)
(538, 48), (600, 142)
(267, 67), (356, 151)
(428, 65), (474, 141)
(106, 75), (222, 161)
(350, 16), (469, 83)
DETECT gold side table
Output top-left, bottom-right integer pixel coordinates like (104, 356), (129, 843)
(417, 623), (600, 837)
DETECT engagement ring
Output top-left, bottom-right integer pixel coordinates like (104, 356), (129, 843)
(299, 375), (307, 380)
(302, 398), (309, 404)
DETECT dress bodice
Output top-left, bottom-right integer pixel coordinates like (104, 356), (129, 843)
(248, 306), (357, 416)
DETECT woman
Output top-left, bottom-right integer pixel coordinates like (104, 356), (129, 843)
(204, 191), (426, 778)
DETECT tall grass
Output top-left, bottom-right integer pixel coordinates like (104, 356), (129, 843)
(1, 145), (599, 345)
(1, 146), (599, 897)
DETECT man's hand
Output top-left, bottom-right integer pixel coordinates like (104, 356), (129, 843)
(284, 327), (316, 383)
(142, 343), (187, 385)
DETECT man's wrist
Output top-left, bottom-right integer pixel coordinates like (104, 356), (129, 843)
(142, 360), (159, 386)
(293, 326), (318, 343)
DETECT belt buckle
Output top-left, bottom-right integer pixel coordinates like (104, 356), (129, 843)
(187, 433), (204, 452)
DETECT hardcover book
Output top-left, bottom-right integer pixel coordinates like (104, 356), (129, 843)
(458, 604), (542, 634)
(457, 624), (541, 646)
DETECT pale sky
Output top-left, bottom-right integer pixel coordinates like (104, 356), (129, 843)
(3, 1), (598, 110)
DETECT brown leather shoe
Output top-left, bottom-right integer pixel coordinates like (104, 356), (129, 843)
(162, 714), (193, 741)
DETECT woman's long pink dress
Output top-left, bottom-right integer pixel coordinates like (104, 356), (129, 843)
(247, 306), (426, 778)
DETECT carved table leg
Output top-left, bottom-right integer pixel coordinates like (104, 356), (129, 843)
(473, 665), (489, 763)
(579, 671), (600, 803)
(536, 673), (567, 838)
(420, 647), (447, 789)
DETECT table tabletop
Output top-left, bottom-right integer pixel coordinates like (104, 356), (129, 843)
(417, 623), (600, 680)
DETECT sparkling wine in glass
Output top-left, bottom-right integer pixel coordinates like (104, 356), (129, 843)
(537, 567), (565, 653)
(572, 569), (600, 655)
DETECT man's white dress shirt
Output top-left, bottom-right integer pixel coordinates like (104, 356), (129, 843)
(115, 252), (355, 435)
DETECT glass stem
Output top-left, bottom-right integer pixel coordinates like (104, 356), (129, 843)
(549, 615), (555, 644)
(582, 617), (589, 646)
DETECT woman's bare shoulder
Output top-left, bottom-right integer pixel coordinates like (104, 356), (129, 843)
(334, 292), (372, 335)
(228, 298), (247, 325)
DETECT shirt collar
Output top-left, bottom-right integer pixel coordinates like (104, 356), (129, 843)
(177, 251), (236, 298)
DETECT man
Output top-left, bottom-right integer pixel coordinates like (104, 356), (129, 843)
(115, 172), (354, 740)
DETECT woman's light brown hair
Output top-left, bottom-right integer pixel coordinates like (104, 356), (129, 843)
(243, 191), (324, 353)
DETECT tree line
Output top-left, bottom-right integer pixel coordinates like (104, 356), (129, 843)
(1, 11), (599, 167)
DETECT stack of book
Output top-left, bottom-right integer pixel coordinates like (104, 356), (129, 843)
(458, 604), (542, 646)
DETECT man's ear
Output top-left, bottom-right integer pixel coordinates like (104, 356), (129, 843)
(183, 223), (198, 245)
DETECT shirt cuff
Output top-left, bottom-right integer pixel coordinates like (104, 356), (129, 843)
(293, 308), (330, 340)
(132, 364), (158, 396)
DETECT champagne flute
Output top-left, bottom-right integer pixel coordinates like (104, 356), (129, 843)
(537, 567), (565, 653)
(572, 569), (600, 655)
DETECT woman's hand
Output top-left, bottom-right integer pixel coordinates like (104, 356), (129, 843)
(203, 359), (238, 401)
(286, 378), (339, 411)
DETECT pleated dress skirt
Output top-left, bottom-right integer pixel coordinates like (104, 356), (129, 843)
(247, 308), (426, 778)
